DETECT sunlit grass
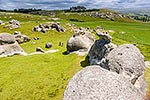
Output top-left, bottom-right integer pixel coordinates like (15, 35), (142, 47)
(0, 12), (150, 99)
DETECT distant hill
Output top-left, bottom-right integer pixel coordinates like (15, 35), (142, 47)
(55, 8), (134, 22)
(113, 8), (150, 22)
(0, 7), (136, 22)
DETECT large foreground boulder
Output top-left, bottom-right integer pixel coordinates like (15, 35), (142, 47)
(107, 44), (145, 82)
(107, 44), (146, 93)
(63, 66), (145, 100)
(88, 34), (147, 95)
(67, 29), (95, 53)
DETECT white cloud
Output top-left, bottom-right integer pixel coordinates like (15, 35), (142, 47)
(0, 0), (150, 10)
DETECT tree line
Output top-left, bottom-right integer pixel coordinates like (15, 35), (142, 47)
(14, 8), (42, 13)
(131, 14), (150, 22)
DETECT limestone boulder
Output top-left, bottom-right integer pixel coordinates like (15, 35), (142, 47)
(51, 22), (65, 32)
(67, 29), (95, 53)
(33, 24), (50, 33)
(63, 66), (145, 100)
(9, 19), (20, 26)
(33, 26), (42, 32)
(107, 44), (146, 84)
(14, 31), (30, 44)
(0, 42), (27, 57)
(0, 33), (16, 45)
(88, 32), (116, 66)
(9, 19), (20, 29)
(106, 44), (147, 95)
(0, 33), (27, 57)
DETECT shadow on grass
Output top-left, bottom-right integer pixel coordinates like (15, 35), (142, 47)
(80, 56), (90, 67)
(62, 51), (69, 55)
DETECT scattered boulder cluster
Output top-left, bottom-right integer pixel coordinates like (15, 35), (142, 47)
(79, 11), (131, 21)
(14, 31), (30, 44)
(33, 22), (65, 33)
(66, 27), (95, 54)
(0, 33), (27, 57)
(63, 30), (147, 100)
(0, 19), (61, 57)
(0, 16), (148, 99)
(4, 19), (20, 29)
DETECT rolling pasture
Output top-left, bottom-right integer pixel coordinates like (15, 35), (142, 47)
(0, 12), (150, 99)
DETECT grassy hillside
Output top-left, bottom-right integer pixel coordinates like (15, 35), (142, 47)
(0, 12), (150, 99)
(0, 14), (84, 99)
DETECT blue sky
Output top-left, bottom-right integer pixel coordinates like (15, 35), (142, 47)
(0, 0), (149, 10)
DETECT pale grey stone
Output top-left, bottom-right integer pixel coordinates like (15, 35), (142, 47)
(63, 66), (145, 100)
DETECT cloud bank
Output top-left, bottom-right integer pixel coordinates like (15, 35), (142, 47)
(0, 0), (149, 10)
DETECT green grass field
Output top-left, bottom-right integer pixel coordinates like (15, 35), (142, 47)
(0, 12), (150, 99)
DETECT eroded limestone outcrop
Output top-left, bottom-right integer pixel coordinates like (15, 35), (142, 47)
(64, 31), (147, 100)
(4, 19), (20, 29)
(88, 31), (116, 66)
(107, 44), (147, 95)
(67, 28), (95, 54)
(0, 33), (27, 57)
(14, 31), (30, 44)
(63, 66), (145, 100)
(33, 22), (65, 33)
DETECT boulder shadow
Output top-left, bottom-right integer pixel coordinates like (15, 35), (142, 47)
(62, 51), (69, 55)
(80, 56), (90, 67)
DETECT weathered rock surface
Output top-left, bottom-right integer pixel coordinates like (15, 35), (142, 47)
(63, 66), (145, 100)
(33, 24), (50, 33)
(105, 44), (147, 97)
(51, 22), (65, 32)
(107, 44), (146, 84)
(9, 19), (20, 29)
(88, 31), (116, 65)
(134, 74), (147, 96)
(9, 19), (20, 25)
(0, 42), (27, 57)
(86, 31), (147, 98)
(0, 33), (16, 45)
(67, 28), (95, 53)
(78, 11), (131, 21)
(14, 31), (30, 44)
(0, 33), (27, 57)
